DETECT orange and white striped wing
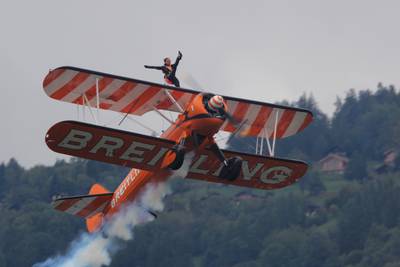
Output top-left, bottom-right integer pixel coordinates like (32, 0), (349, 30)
(43, 66), (198, 115)
(44, 66), (313, 138)
(52, 193), (113, 219)
(221, 98), (313, 139)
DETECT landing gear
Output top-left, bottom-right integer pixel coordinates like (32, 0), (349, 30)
(167, 146), (185, 170)
(166, 136), (243, 180)
(165, 136), (186, 171)
(209, 142), (242, 181)
(219, 156), (243, 181)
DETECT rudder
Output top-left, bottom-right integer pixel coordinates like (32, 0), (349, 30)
(86, 183), (112, 233)
(89, 183), (110, 195)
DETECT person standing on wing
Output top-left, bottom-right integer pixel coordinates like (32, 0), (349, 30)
(144, 51), (182, 87)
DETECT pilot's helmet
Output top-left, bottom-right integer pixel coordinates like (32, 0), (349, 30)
(208, 95), (224, 111)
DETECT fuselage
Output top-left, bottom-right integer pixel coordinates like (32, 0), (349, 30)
(104, 93), (226, 218)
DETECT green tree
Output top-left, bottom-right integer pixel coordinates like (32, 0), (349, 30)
(299, 170), (326, 196)
(344, 153), (367, 181)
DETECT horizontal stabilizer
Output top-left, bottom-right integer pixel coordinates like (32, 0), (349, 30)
(52, 193), (113, 219)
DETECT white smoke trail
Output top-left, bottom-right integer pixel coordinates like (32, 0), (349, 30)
(173, 151), (195, 179)
(34, 187), (160, 267)
(34, 154), (194, 267)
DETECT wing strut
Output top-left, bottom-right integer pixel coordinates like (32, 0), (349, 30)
(256, 109), (280, 157)
(164, 89), (184, 113)
(152, 106), (175, 124)
(82, 94), (98, 124)
(96, 78), (100, 122)
(271, 109), (279, 156)
(75, 78), (101, 124)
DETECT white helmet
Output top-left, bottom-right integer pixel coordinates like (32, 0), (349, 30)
(208, 95), (224, 111)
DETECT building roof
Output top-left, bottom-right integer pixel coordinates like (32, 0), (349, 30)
(383, 148), (398, 156)
(318, 153), (349, 164)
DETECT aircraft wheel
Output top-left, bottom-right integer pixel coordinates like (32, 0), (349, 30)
(167, 147), (185, 170)
(219, 156), (243, 181)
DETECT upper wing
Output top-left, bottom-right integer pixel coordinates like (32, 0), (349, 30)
(221, 97), (313, 138)
(43, 66), (313, 138)
(43, 66), (198, 115)
(46, 121), (308, 190)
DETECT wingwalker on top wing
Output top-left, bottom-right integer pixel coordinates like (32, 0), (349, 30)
(43, 66), (313, 232)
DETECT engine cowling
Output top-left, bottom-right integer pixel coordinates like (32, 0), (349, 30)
(184, 93), (227, 137)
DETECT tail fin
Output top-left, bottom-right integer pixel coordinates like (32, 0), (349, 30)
(89, 183), (110, 195)
(52, 183), (113, 233)
(86, 183), (112, 233)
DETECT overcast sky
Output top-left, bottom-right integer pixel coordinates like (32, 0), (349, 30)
(1, 0), (400, 167)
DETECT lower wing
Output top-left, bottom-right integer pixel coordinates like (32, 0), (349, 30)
(46, 121), (308, 190)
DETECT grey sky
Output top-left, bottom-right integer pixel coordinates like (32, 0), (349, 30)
(1, 0), (400, 167)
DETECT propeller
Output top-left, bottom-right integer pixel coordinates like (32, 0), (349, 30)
(180, 71), (205, 92)
(181, 71), (243, 130)
(180, 72), (250, 167)
(219, 108), (241, 127)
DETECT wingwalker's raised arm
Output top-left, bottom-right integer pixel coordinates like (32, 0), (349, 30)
(143, 65), (163, 70)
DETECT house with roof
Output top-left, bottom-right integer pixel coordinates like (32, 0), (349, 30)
(375, 149), (398, 174)
(318, 153), (349, 174)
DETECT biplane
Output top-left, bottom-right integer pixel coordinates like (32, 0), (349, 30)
(44, 66), (313, 232)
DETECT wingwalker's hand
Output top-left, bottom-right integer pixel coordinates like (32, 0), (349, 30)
(178, 51), (183, 60)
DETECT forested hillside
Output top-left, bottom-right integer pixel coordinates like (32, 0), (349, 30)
(1, 85), (400, 267)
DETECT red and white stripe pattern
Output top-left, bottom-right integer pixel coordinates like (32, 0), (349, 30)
(208, 95), (224, 111)
(43, 67), (196, 115)
(221, 99), (313, 139)
(43, 67), (312, 139)
(52, 193), (113, 218)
